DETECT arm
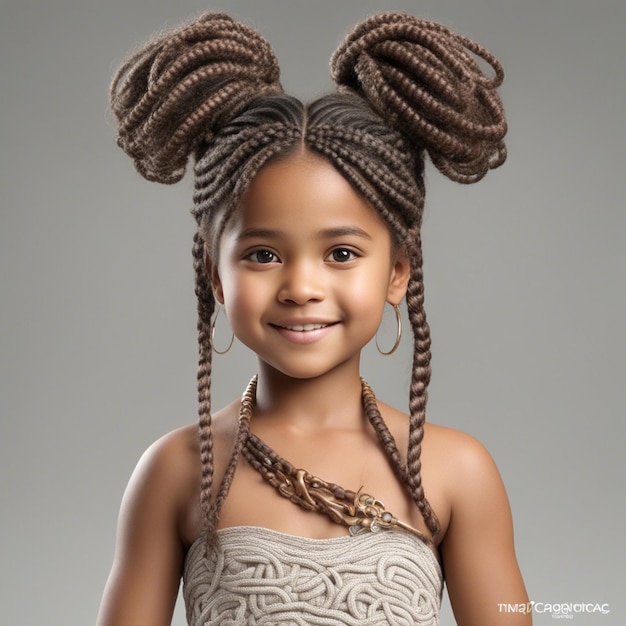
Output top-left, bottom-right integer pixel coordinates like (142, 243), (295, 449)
(96, 432), (193, 626)
(440, 433), (531, 626)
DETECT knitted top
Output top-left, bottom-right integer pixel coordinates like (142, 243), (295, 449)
(183, 525), (442, 625)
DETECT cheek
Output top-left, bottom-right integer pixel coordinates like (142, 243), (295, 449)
(220, 271), (268, 325)
(341, 266), (390, 318)
(353, 260), (394, 297)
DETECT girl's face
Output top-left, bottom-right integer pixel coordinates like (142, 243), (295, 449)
(212, 151), (409, 380)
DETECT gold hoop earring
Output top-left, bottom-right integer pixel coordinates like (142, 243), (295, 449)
(376, 303), (402, 356)
(210, 305), (234, 355)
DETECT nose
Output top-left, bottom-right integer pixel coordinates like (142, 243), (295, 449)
(277, 259), (325, 305)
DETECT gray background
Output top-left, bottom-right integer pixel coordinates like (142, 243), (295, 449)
(1, 0), (624, 624)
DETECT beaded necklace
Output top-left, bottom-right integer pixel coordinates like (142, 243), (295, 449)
(239, 376), (430, 544)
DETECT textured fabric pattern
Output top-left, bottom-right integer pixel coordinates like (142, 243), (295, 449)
(183, 526), (442, 625)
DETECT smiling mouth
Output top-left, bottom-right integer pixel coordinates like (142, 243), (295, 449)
(276, 323), (331, 332)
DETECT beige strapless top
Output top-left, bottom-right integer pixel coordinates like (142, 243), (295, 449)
(183, 525), (442, 625)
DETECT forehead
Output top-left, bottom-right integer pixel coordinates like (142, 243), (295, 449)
(230, 152), (389, 235)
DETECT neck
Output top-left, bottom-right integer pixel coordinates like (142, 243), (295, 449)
(252, 359), (366, 433)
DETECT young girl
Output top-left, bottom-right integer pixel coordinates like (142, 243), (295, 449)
(98, 11), (530, 626)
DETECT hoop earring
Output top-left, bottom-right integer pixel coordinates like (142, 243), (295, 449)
(210, 305), (234, 355)
(376, 303), (402, 356)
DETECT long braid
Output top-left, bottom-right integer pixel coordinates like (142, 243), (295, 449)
(405, 233), (439, 537)
(361, 380), (408, 485)
(110, 10), (506, 546)
(206, 405), (251, 543)
(191, 230), (216, 534)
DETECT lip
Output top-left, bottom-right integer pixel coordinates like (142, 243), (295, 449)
(270, 320), (337, 344)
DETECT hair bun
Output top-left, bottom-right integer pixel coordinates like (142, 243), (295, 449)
(110, 13), (282, 184)
(331, 13), (507, 183)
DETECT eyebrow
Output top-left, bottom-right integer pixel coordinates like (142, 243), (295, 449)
(236, 226), (373, 242)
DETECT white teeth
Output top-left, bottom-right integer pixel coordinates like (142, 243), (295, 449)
(284, 323), (328, 331)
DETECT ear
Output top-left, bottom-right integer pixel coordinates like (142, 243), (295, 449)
(204, 245), (224, 304)
(386, 250), (410, 306)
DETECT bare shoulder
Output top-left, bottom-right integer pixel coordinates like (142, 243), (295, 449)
(421, 422), (530, 624)
(135, 400), (241, 542)
(124, 424), (200, 515)
(96, 425), (200, 626)
(423, 422), (500, 479)
(97, 407), (242, 626)
(380, 402), (498, 485)
(422, 421), (508, 519)
(117, 424), (202, 551)
(414, 423), (531, 626)
(379, 402), (507, 542)
(139, 424), (199, 479)
(132, 399), (240, 504)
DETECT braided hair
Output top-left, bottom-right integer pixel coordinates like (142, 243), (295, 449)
(110, 11), (507, 544)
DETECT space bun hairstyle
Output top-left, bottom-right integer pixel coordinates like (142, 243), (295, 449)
(110, 12), (283, 184)
(331, 13), (507, 184)
(110, 11), (507, 544)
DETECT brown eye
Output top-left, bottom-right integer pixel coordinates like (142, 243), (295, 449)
(248, 249), (277, 263)
(330, 248), (356, 263)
